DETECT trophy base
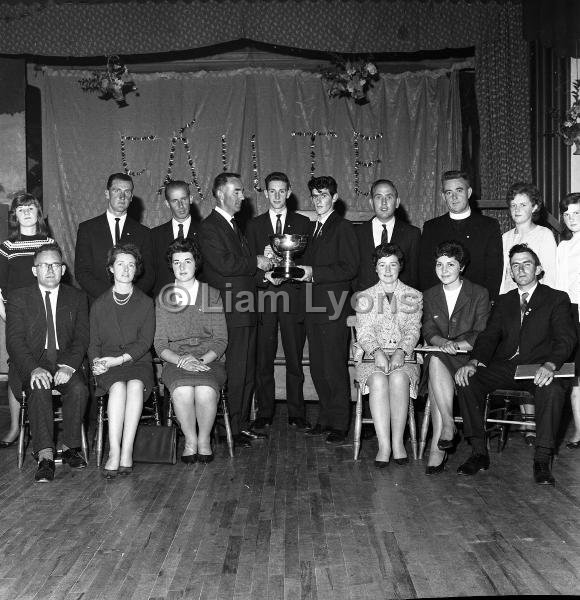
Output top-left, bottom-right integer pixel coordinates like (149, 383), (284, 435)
(271, 265), (305, 280)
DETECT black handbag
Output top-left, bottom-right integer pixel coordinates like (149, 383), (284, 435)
(133, 423), (177, 464)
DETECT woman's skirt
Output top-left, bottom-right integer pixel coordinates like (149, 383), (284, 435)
(162, 361), (226, 396)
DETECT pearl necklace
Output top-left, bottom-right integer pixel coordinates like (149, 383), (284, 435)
(112, 288), (133, 306)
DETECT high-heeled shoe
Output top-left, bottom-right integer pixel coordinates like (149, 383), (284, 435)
(394, 456), (409, 466)
(181, 453), (197, 464)
(118, 465), (133, 475)
(197, 453), (214, 464)
(437, 430), (460, 451)
(425, 452), (448, 475)
(102, 468), (118, 479)
(374, 460), (389, 469)
(566, 440), (580, 449)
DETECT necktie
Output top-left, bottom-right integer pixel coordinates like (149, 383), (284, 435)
(381, 224), (389, 245)
(45, 291), (57, 365)
(177, 223), (184, 240)
(275, 214), (282, 235)
(313, 221), (323, 238)
(114, 218), (121, 245)
(231, 219), (245, 246)
(520, 291), (529, 320)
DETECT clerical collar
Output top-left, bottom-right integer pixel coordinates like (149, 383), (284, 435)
(449, 208), (471, 220)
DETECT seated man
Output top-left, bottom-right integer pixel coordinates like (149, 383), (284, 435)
(6, 243), (89, 482)
(455, 243), (576, 485)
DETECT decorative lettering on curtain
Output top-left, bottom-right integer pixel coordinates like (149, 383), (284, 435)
(38, 66), (461, 272)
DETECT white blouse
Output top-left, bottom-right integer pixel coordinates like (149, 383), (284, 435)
(556, 234), (580, 308)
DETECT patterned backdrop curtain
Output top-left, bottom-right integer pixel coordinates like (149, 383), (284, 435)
(37, 66), (461, 273)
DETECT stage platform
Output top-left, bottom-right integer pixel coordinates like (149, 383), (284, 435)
(0, 402), (579, 599)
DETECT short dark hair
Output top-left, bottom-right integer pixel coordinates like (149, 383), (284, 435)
(370, 179), (398, 198)
(508, 243), (541, 268)
(8, 192), (49, 240)
(560, 192), (580, 214)
(164, 180), (190, 200)
(441, 170), (471, 188)
(506, 182), (543, 223)
(307, 176), (337, 196)
(106, 242), (143, 283)
(165, 237), (202, 274)
(434, 240), (470, 268)
(212, 172), (241, 198)
(372, 242), (405, 270)
(265, 172), (290, 189)
(107, 172), (133, 190)
(33, 242), (63, 263)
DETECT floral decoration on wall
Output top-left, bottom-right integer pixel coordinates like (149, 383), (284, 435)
(322, 56), (379, 105)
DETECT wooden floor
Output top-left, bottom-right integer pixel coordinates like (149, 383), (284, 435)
(1, 402), (580, 599)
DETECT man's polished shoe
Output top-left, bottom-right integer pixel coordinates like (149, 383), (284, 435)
(240, 428), (267, 440)
(288, 417), (310, 430)
(252, 417), (272, 430)
(62, 447), (88, 469)
(35, 459), (55, 482)
(325, 430), (347, 445)
(304, 423), (326, 436)
(233, 434), (252, 448)
(533, 461), (555, 485)
(457, 452), (490, 476)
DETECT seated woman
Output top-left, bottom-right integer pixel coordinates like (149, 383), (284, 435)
(355, 243), (422, 467)
(89, 243), (155, 478)
(154, 238), (227, 464)
(422, 241), (490, 474)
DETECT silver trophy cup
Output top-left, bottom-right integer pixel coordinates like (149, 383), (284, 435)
(270, 234), (309, 280)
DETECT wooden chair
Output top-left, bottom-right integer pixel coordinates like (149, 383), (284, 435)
(18, 389), (89, 469)
(347, 316), (418, 461)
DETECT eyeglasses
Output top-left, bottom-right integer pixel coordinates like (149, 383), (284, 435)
(34, 263), (62, 271)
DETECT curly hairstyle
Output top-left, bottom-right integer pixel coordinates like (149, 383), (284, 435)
(165, 237), (202, 275)
(106, 242), (143, 283)
(505, 182), (544, 223)
(307, 175), (337, 196)
(434, 240), (470, 268)
(372, 242), (405, 270)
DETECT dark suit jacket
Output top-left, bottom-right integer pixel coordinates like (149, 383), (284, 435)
(471, 284), (576, 370)
(75, 213), (154, 301)
(246, 210), (311, 314)
(418, 211), (502, 299)
(151, 219), (198, 298)
(197, 209), (258, 327)
(300, 211), (359, 323)
(354, 218), (421, 291)
(6, 283), (89, 384)
(422, 278), (490, 347)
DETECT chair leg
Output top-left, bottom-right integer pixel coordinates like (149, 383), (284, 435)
(17, 393), (27, 469)
(220, 389), (234, 459)
(151, 387), (161, 426)
(408, 398), (417, 460)
(249, 393), (257, 423)
(418, 395), (431, 460)
(81, 424), (89, 463)
(96, 396), (104, 467)
(353, 386), (362, 460)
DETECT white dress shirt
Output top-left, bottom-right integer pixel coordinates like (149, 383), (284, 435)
(106, 211), (127, 244)
(172, 216), (192, 239)
(372, 216), (395, 247)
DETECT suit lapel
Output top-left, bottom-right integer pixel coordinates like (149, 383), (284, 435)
(451, 280), (470, 318)
(432, 284), (449, 320)
(97, 213), (115, 246)
(120, 216), (136, 243)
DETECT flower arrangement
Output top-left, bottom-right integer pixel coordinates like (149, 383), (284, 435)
(78, 56), (137, 108)
(559, 79), (580, 152)
(322, 56), (379, 105)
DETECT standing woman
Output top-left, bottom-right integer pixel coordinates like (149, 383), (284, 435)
(422, 241), (490, 474)
(155, 238), (227, 463)
(555, 193), (580, 448)
(355, 243), (422, 467)
(89, 243), (155, 478)
(0, 193), (54, 447)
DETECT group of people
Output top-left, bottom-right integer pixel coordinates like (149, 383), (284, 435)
(0, 168), (578, 487)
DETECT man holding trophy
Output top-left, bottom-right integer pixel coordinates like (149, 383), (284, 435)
(246, 173), (311, 430)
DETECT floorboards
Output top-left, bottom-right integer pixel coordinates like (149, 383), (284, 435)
(0, 403), (579, 599)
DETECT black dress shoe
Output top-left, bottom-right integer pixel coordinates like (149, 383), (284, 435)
(533, 461), (555, 485)
(240, 428), (267, 440)
(252, 417), (272, 430)
(304, 423), (326, 436)
(0, 438), (17, 448)
(35, 459), (55, 482)
(118, 465), (133, 474)
(325, 430), (347, 445)
(374, 460), (389, 469)
(437, 431), (460, 451)
(457, 452), (490, 475)
(394, 456), (409, 466)
(180, 454), (197, 464)
(62, 447), (88, 469)
(425, 453), (447, 475)
(233, 434), (252, 448)
(288, 417), (310, 430)
(566, 440), (580, 449)
(197, 453), (214, 464)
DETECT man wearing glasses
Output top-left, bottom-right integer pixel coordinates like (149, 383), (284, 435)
(6, 243), (89, 482)
(454, 244), (576, 485)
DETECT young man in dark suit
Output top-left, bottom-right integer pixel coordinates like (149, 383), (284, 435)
(74, 173), (154, 301)
(197, 172), (273, 447)
(7, 243), (89, 482)
(151, 180), (198, 298)
(418, 170), (502, 300)
(455, 244), (576, 485)
(245, 172), (311, 430)
(354, 179), (421, 292)
(297, 176), (360, 444)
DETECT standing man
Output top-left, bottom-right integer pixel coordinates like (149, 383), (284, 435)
(151, 180), (198, 298)
(75, 173), (154, 302)
(246, 172), (311, 430)
(419, 170), (502, 299)
(7, 243), (89, 482)
(354, 178), (421, 292)
(454, 244), (576, 485)
(298, 176), (359, 444)
(197, 172), (273, 447)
